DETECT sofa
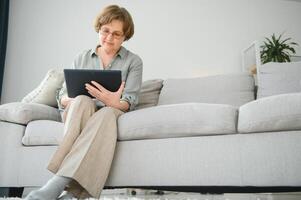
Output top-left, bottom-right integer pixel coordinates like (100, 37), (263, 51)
(1, 62), (301, 197)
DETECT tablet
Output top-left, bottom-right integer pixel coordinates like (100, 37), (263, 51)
(64, 69), (122, 98)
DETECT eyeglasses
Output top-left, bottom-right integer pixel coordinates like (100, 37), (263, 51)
(99, 28), (124, 40)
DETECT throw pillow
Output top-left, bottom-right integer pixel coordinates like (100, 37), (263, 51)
(257, 61), (301, 98)
(22, 69), (64, 108)
(135, 79), (163, 110)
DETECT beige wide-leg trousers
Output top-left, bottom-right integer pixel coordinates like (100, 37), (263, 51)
(47, 95), (124, 198)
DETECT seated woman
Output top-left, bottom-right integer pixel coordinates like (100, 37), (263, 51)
(25, 4), (143, 200)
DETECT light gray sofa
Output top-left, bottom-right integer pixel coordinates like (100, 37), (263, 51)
(1, 70), (301, 197)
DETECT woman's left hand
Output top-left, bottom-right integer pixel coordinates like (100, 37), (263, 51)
(85, 81), (125, 108)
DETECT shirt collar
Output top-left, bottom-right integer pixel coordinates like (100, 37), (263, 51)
(90, 45), (99, 57)
(90, 45), (126, 59)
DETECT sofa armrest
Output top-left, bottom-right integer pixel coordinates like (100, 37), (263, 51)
(0, 102), (61, 125)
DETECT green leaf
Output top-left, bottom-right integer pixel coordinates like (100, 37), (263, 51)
(280, 37), (291, 44)
(290, 42), (299, 46)
(260, 33), (298, 64)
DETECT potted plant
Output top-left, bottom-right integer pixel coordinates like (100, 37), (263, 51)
(260, 33), (299, 64)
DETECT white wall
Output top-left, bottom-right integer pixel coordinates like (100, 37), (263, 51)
(1, 0), (301, 103)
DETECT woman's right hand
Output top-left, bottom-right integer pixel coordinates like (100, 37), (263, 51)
(61, 96), (74, 108)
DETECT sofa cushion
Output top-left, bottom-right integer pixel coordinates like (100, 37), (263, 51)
(0, 102), (61, 125)
(22, 69), (64, 108)
(118, 103), (238, 141)
(257, 61), (301, 98)
(238, 93), (301, 133)
(135, 79), (163, 110)
(158, 73), (255, 107)
(22, 120), (64, 146)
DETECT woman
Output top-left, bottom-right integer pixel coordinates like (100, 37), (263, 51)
(26, 5), (143, 200)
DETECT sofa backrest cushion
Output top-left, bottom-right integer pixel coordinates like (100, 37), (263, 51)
(238, 92), (301, 133)
(22, 69), (64, 108)
(21, 67), (162, 110)
(135, 79), (163, 110)
(257, 61), (301, 98)
(158, 73), (255, 107)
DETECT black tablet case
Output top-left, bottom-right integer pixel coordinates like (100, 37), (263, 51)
(64, 69), (122, 98)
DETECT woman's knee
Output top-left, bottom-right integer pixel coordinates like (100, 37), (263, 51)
(100, 107), (115, 116)
(98, 107), (123, 118)
(73, 95), (95, 108)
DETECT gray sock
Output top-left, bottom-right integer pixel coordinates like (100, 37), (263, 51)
(25, 175), (72, 200)
(58, 191), (75, 200)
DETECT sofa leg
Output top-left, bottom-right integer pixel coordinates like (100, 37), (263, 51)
(155, 190), (165, 195)
(8, 187), (24, 197)
(131, 190), (136, 195)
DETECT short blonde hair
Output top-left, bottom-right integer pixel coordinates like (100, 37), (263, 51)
(93, 5), (134, 41)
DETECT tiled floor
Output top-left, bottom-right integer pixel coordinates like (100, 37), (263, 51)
(11, 188), (301, 200)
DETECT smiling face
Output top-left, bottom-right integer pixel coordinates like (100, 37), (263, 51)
(98, 19), (125, 53)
